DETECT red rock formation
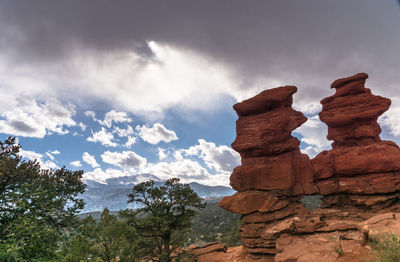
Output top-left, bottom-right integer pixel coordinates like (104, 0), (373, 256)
(319, 73), (390, 148)
(220, 86), (319, 257)
(217, 73), (400, 261)
(314, 73), (400, 208)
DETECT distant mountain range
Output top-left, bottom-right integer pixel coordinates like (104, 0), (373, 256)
(81, 176), (235, 212)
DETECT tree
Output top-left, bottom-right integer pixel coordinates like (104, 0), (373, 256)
(121, 178), (206, 262)
(61, 216), (97, 262)
(0, 137), (86, 261)
(62, 209), (138, 262)
(92, 208), (138, 262)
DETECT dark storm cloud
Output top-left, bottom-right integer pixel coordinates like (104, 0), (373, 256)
(1, 0), (400, 100)
(9, 120), (38, 133)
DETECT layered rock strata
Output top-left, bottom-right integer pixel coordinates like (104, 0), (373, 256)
(219, 73), (400, 260)
(313, 73), (400, 216)
(220, 86), (317, 256)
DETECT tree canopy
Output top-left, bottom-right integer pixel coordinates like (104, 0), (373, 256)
(121, 178), (206, 262)
(0, 137), (86, 261)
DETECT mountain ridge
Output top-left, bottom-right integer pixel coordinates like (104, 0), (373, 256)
(82, 176), (234, 212)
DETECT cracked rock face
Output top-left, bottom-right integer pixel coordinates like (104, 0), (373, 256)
(218, 73), (400, 260)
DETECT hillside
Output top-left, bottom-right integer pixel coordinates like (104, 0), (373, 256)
(79, 198), (241, 247)
(82, 176), (235, 212)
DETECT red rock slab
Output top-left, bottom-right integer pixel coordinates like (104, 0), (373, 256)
(233, 86), (297, 117)
(348, 193), (400, 206)
(292, 153), (318, 195)
(330, 72), (369, 97)
(334, 141), (400, 175)
(262, 217), (295, 239)
(275, 231), (369, 262)
(240, 223), (267, 238)
(243, 246), (277, 255)
(315, 219), (359, 232)
(358, 213), (400, 240)
(242, 203), (302, 223)
(219, 190), (289, 215)
(312, 150), (335, 180)
(319, 92), (391, 127)
(197, 246), (274, 262)
(317, 171), (400, 195)
(236, 137), (301, 159)
(321, 194), (400, 209)
(190, 242), (227, 256)
(230, 151), (301, 192)
(292, 215), (325, 233)
(326, 118), (381, 143)
(241, 238), (277, 256)
(232, 107), (306, 157)
(313, 141), (400, 179)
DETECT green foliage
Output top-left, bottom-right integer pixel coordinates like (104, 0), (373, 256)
(333, 243), (343, 257)
(92, 208), (137, 262)
(367, 233), (400, 262)
(120, 178), (206, 262)
(0, 137), (240, 260)
(0, 137), (85, 261)
(62, 209), (138, 262)
(61, 216), (97, 262)
(188, 202), (241, 246)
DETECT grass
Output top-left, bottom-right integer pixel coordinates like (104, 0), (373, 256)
(366, 233), (400, 262)
(333, 243), (343, 257)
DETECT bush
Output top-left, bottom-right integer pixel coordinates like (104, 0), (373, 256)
(367, 233), (400, 262)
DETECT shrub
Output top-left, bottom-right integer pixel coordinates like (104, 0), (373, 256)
(367, 233), (400, 262)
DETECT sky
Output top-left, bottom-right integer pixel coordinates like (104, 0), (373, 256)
(1, 0), (400, 187)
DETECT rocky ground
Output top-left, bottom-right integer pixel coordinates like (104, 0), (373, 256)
(192, 212), (400, 262)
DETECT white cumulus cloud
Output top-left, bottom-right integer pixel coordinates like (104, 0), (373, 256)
(100, 110), (132, 128)
(19, 149), (58, 170)
(294, 115), (331, 158)
(114, 125), (134, 137)
(140, 159), (230, 186)
(84, 168), (131, 184)
(70, 160), (82, 168)
(136, 123), (178, 145)
(101, 150), (147, 169)
(183, 139), (240, 173)
(380, 97), (400, 137)
(158, 147), (167, 160)
(0, 96), (76, 138)
(87, 127), (117, 147)
(82, 152), (100, 168)
(124, 136), (137, 149)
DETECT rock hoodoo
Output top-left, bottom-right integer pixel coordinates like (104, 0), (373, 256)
(313, 73), (400, 209)
(219, 86), (318, 258)
(218, 73), (400, 261)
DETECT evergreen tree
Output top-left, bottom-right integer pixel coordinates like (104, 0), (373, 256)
(0, 137), (85, 261)
(121, 178), (206, 262)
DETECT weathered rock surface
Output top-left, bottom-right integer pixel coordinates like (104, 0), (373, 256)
(216, 73), (400, 261)
(219, 191), (289, 215)
(358, 213), (400, 240)
(194, 244), (274, 262)
(275, 231), (370, 262)
(319, 73), (390, 148)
